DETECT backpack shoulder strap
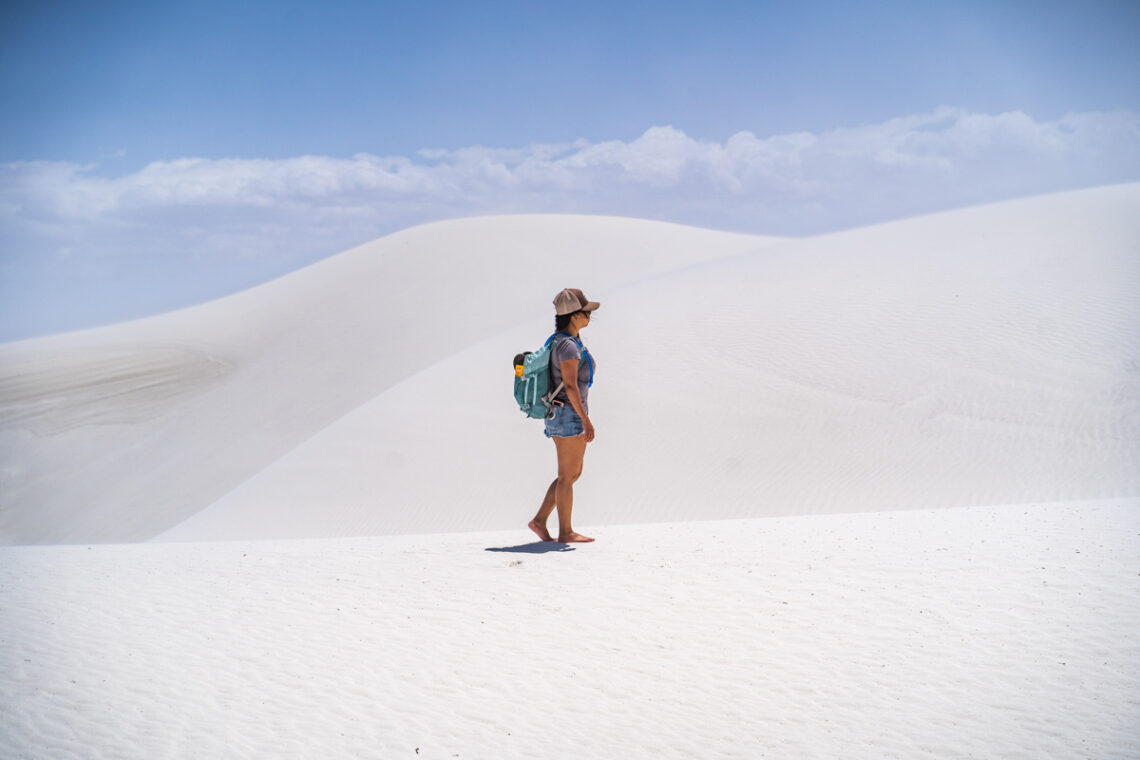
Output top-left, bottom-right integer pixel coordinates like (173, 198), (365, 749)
(547, 332), (594, 388)
(546, 331), (572, 346)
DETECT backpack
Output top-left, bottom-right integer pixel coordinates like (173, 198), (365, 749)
(512, 332), (594, 419)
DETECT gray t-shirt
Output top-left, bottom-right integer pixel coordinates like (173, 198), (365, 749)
(550, 336), (594, 407)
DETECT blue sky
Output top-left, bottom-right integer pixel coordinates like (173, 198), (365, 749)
(4, 0), (1138, 164)
(2, 0), (1139, 339)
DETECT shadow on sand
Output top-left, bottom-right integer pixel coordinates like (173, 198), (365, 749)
(485, 542), (577, 554)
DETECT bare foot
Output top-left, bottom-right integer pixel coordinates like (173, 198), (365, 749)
(528, 520), (554, 542)
(557, 532), (595, 543)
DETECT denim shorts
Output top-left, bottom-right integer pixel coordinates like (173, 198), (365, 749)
(544, 403), (586, 438)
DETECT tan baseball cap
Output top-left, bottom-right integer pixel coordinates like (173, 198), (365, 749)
(553, 288), (600, 316)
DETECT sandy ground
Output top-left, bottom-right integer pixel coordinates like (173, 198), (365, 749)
(2, 500), (1138, 759)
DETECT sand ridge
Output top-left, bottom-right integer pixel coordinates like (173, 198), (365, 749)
(0, 348), (232, 436)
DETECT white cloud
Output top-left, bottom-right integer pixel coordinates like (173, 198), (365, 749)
(2, 107), (1138, 339)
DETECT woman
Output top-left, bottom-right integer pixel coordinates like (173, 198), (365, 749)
(528, 288), (599, 544)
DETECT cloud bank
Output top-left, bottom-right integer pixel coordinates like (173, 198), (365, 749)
(2, 107), (1138, 339)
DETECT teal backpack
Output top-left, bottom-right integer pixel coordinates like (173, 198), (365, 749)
(513, 332), (594, 419)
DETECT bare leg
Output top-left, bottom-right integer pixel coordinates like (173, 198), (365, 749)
(552, 435), (594, 543)
(529, 479), (558, 541)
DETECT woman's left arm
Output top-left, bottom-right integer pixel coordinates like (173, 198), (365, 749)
(559, 357), (594, 443)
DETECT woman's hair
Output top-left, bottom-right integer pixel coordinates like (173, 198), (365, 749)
(554, 310), (589, 331)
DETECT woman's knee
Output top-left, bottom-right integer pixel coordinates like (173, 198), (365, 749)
(557, 470), (582, 485)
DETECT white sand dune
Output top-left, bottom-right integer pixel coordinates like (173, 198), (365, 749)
(156, 184), (1140, 542)
(3, 189), (1136, 545)
(1, 185), (1138, 758)
(0, 215), (772, 544)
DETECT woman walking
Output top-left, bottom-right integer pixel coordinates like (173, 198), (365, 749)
(528, 288), (599, 543)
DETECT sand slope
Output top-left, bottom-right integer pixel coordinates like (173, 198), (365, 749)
(0, 216), (771, 544)
(160, 185), (1140, 541)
